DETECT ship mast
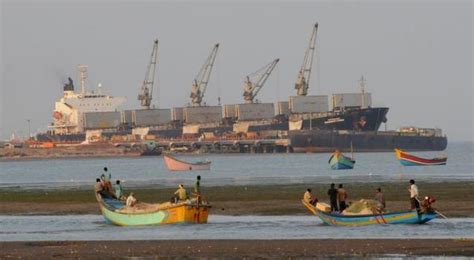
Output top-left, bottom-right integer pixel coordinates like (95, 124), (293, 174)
(359, 75), (366, 108)
(138, 39), (159, 109)
(78, 65), (88, 95)
(243, 58), (280, 103)
(190, 43), (220, 106)
(295, 23), (318, 96)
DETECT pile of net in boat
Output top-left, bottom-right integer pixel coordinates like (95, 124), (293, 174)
(342, 199), (383, 215)
(116, 199), (198, 214)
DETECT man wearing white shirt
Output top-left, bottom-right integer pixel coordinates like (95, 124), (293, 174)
(408, 179), (420, 210)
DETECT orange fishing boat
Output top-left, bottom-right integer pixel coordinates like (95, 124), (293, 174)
(395, 148), (447, 166)
(163, 154), (211, 171)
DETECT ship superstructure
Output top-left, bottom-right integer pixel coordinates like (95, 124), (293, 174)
(50, 65), (126, 134)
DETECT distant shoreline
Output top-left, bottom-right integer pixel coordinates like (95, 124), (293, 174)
(0, 146), (143, 161)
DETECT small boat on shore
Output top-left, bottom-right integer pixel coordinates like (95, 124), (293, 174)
(328, 150), (355, 170)
(395, 148), (447, 166)
(96, 193), (211, 226)
(164, 154), (211, 171)
(302, 200), (437, 226)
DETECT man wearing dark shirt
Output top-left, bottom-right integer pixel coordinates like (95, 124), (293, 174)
(327, 183), (338, 212)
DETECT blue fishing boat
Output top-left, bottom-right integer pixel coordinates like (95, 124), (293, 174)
(302, 200), (437, 226)
(328, 150), (355, 170)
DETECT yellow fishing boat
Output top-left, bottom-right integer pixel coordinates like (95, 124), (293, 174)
(96, 194), (211, 226)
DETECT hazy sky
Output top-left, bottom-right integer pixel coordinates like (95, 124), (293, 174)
(1, 0), (472, 141)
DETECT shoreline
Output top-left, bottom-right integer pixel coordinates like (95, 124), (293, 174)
(1, 239), (473, 258)
(1, 181), (473, 217)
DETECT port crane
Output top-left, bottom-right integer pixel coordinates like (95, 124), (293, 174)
(190, 43), (220, 106)
(295, 23), (318, 96)
(138, 39), (159, 109)
(243, 58), (280, 104)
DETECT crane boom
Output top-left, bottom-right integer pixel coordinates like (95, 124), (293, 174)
(138, 39), (159, 109)
(190, 43), (219, 106)
(243, 58), (280, 103)
(295, 23), (318, 96)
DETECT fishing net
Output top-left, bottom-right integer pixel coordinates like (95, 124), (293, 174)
(342, 199), (382, 215)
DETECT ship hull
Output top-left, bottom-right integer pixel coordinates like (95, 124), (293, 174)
(294, 107), (389, 132)
(289, 130), (447, 153)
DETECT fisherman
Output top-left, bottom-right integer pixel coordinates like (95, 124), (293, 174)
(421, 196), (436, 213)
(114, 180), (124, 200)
(194, 175), (202, 204)
(374, 187), (386, 210)
(337, 184), (348, 212)
(408, 179), (420, 210)
(327, 183), (338, 212)
(303, 188), (318, 206)
(126, 192), (137, 207)
(95, 178), (113, 198)
(174, 184), (188, 203)
(95, 178), (104, 194)
(102, 167), (113, 193)
(195, 175), (201, 195)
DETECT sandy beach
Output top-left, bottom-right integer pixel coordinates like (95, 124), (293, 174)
(1, 182), (473, 216)
(1, 239), (473, 258)
(2, 181), (473, 258)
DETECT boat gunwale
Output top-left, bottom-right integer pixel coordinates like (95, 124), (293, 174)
(164, 154), (211, 166)
(96, 193), (211, 216)
(395, 148), (447, 164)
(302, 200), (436, 219)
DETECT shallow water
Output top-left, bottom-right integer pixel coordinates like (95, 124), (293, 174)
(0, 215), (473, 241)
(0, 142), (472, 189)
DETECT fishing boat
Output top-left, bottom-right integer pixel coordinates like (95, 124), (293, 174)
(96, 193), (210, 226)
(302, 200), (437, 226)
(164, 154), (211, 171)
(395, 148), (447, 166)
(328, 150), (355, 170)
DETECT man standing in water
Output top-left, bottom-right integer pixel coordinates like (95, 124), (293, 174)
(327, 183), (338, 212)
(408, 179), (420, 210)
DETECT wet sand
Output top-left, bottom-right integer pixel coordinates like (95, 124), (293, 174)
(1, 239), (473, 258)
(1, 182), (473, 216)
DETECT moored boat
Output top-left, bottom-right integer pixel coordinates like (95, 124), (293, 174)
(395, 148), (447, 166)
(328, 150), (355, 170)
(302, 200), (437, 226)
(96, 194), (210, 226)
(164, 154), (211, 171)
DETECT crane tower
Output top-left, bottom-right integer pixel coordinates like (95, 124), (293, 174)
(243, 58), (280, 104)
(295, 23), (318, 96)
(138, 39), (159, 109)
(190, 43), (220, 106)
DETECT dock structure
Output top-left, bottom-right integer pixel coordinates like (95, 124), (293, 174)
(152, 138), (292, 153)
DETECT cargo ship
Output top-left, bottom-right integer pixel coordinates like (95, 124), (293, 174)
(34, 23), (447, 153)
(289, 129), (447, 153)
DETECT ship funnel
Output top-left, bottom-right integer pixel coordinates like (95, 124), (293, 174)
(63, 77), (74, 92)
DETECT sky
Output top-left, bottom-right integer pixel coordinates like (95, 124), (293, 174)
(1, 0), (472, 141)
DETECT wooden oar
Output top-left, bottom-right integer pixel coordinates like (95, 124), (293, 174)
(434, 209), (450, 221)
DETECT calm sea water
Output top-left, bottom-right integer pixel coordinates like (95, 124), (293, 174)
(0, 215), (472, 241)
(0, 142), (472, 189)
